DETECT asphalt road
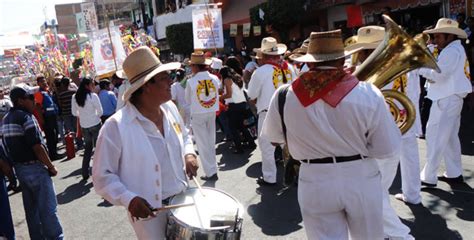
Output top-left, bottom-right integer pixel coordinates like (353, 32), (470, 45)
(7, 135), (474, 240)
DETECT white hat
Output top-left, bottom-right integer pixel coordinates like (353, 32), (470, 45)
(210, 57), (223, 70)
(253, 37), (287, 55)
(345, 26), (385, 52)
(423, 18), (467, 39)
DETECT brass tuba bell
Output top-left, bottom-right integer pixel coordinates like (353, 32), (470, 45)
(354, 15), (440, 134)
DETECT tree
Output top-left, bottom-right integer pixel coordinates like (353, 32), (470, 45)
(250, 0), (306, 43)
(166, 22), (194, 55)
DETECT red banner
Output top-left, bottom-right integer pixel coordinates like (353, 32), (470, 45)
(346, 5), (363, 28)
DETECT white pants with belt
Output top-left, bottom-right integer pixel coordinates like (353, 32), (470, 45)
(377, 158), (414, 240)
(421, 95), (464, 184)
(298, 159), (383, 240)
(400, 133), (422, 204)
(128, 210), (168, 239)
(191, 112), (217, 177)
(258, 111), (276, 183)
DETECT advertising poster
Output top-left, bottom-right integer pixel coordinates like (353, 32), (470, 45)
(243, 23), (251, 37)
(230, 24), (238, 37)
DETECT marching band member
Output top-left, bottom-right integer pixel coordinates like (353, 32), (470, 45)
(92, 47), (199, 239)
(262, 30), (401, 239)
(185, 51), (221, 181)
(347, 25), (416, 239)
(247, 37), (297, 186)
(419, 18), (472, 186)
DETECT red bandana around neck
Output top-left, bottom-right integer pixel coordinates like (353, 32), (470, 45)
(292, 69), (359, 108)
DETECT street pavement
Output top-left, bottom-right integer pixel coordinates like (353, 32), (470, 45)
(7, 135), (474, 240)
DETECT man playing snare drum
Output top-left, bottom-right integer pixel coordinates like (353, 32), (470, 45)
(92, 47), (199, 239)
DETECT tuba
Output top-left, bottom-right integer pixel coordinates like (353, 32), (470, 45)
(354, 15), (440, 134)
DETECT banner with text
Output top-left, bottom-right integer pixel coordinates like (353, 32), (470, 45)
(89, 27), (126, 76)
(192, 8), (224, 49)
(81, 2), (98, 32)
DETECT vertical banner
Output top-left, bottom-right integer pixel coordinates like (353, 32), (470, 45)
(243, 23), (251, 37)
(230, 24), (238, 37)
(253, 26), (261, 36)
(192, 8), (224, 49)
(89, 27), (127, 76)
(76, 13), (86, 33)
(81, 2), (98, 32)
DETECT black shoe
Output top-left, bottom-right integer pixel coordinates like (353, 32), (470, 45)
(438, 175), (464, 184)
(200, 173), (218, 181)
(421, 181), (437, 188)
(256, 176), (276, 186)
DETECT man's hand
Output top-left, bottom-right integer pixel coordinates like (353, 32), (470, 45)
(47, 165), (58, 177)
(184, 154), (199, 179)
(128, 196), (156, 219)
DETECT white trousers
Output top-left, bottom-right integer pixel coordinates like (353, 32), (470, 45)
(421, 95), (464, 184)
(258, 111), (276, 183)
(377, 158), (414, 240)
(191, 112), (217, 177)
(298, 159), (383, 240)
(400, 134), (422, 204)
(128, 210), (168, 239)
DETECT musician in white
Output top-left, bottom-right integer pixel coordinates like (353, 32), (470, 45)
(346, 25), (416, 239)
(185, 51), (221, 181)
(419, 18), (472, 186)
(247, 37), (297, 185)
(92, 47), (199, 239)
(262, 30), (401, 240)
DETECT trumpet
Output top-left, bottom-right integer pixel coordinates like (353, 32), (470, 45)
(354, 15), (440, 134)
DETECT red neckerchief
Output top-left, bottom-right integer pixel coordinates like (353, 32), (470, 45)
(292, 69), (358, 108)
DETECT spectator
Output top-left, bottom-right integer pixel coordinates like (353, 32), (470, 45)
(0, 150), (15, 239)
(2, 85), (63, 239)
(72, 78), (103, 181)
(0, 88), (12, 120)
(58, 77), (83, 149)
(98, 79), (117, 123)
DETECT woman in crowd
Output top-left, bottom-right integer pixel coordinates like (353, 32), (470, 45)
(220, 66), (256, 153)
(72, 78), (103, 181)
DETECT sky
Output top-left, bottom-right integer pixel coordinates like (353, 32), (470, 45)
(0, 0), (84, 34)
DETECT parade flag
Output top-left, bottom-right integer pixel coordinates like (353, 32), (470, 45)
(89, 27), (126, 75)
(192, 8), (224, 49)
(253, 26), (261, 36)
(346, 5), (363, 28)
(81, 2), (98, 32)
(243, 23), (251, 37)
(230, 24), (238, 37)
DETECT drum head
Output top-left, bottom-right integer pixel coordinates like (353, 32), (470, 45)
(169, 187), (243, 230)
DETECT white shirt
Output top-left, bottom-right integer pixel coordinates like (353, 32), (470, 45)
(261, 82), (401, 160)
(0, 98), (12, 118)
(244, 61), (258, 73)
(419, 40), (472, 100)
(225, 81), (247, 104)
(71, 93), (103, 128)
(116, 80), (131, 111)
(247, 63), (297, 113)
(185, 71), (221, 115)
(92, 101), (194, 210)
(171, 82), (190, 111)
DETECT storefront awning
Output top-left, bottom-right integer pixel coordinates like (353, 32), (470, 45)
(361, 0), (441, 16)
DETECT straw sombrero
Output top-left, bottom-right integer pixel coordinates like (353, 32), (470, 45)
(253, 37), (287, 55)
(122, 47), (180, 101)
(423, 18), (467, 39)
(293, 30), (363, 63)
(188, 51), (212, 65)
(345, 26), (385, 52)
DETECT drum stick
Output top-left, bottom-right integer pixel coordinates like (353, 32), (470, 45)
(192, 176), (206, 197)
(151, 202), (194, 212)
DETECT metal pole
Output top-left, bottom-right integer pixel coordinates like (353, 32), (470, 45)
(105, 7), (118, 72)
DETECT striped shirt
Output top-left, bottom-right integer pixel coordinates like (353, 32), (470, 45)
(2, 107), (44, 163)
(58, 90), (76, 117)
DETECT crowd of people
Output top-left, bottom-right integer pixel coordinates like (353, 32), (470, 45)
(0, 14), (473, 240)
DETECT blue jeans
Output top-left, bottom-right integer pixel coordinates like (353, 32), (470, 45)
(14, 163), (63, 240)
(0, 174), (15, 239)
(81, 124), (101, 178)
(63, 115), (83, 148)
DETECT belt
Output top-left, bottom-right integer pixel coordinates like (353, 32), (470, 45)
(299, 154), (365, 164)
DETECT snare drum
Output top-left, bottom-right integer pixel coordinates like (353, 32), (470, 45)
(166, 187), (244, 239)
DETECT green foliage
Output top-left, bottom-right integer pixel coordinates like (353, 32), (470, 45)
(250, 0), (306, 42)
(166, 23), (194, 55)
